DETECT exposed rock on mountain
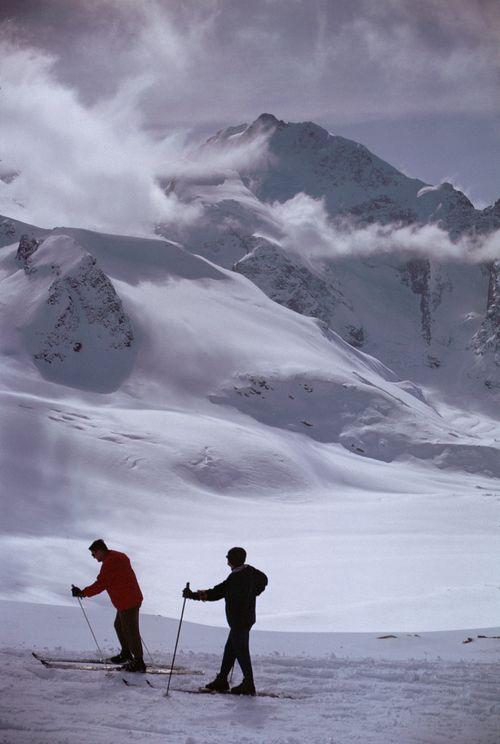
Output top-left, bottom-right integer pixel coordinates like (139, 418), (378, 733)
(22, 235), (135, 392)
(0, 218), (16, 243)
(234, 238), (341, 322)
(399, 260), (433, 345)
(472, 261), (500, 388)
(16, 234), (40, 272)
(234, 238), (366, 347)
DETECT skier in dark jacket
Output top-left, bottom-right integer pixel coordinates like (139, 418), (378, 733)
(71, 539), (145, 672)
(183, 546), (268, 695)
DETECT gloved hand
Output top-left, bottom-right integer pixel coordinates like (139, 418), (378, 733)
(71, 585), (84, 598)
(182, 586), (198, 600)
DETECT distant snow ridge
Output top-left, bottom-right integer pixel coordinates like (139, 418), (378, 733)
(209, 371), (500, 476)
(21, 234), (135, 392)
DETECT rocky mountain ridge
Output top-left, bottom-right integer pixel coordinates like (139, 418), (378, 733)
(204, 113), (499, 236)
(162, 114), (499, 404)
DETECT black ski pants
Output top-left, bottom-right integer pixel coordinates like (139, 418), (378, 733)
(114, 605), (143, 661)
(220, 627), (253, 682)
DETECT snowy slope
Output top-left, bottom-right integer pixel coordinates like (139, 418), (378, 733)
(1, 222), (499, 631)
(2, 600), (500, 744)
(235, 245), (500, 404)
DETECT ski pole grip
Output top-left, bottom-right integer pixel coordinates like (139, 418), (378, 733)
(185, 581), (190, 591)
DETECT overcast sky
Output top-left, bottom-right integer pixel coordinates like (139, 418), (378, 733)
(1, 0), (498, 210)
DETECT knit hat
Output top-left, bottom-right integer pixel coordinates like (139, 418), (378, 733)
(227, 547), (246, 566)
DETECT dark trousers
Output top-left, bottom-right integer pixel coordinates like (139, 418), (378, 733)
(114, 605), (143, 661)
(220, 627), (253, 681)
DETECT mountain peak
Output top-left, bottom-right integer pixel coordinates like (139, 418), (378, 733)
(254, 113), (281, 126)
(246, 113), (329, 145)
(201, 113), (496, 234)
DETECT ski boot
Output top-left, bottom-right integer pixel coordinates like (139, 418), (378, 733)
(107, 650), (132, 664)
(121, 658), (146, 673)
(230, 678), (256, 696)
(203, 674), (229, 692)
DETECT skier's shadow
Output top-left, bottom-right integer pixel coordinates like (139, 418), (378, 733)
(218, 698), (276, 730)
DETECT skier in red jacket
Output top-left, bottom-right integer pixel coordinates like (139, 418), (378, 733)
(71, 539), (145, 672)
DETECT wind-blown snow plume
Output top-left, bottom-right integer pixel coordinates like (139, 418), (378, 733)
(266, 193), (500, 265)
(0, 42), (269, 235)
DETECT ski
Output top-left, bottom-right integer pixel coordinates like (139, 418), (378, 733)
(32, 652), (202, 675)
(477, 634), (500, 639)
(171, 687), (303, 700)
(32, 653), (190, 671)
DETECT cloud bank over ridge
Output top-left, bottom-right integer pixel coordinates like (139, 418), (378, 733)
(265, 194), (500, 266)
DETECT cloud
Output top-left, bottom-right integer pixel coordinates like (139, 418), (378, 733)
(1, 0), (497, 125)
(0, 2), (497, 237)
(0, 40), (270, 235)
(265, 193), (500, 265)
(160, 132), (272, 184)
(0, 42), (200, 233)
(1, 0), (497, 208)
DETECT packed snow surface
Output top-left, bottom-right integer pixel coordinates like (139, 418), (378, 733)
(1, 600), (500, 744)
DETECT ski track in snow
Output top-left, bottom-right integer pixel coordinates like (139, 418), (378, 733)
(2, 647), (500, 744)
(1, 601), (500, 744)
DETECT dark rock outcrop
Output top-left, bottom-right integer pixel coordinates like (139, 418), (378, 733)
(24, 235), (135, 393)
(472, 261), (500, 387)
(16, 234), (40, 272)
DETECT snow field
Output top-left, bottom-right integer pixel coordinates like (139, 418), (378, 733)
(0, 228), (499, 630)
(1, 601), (500, 744)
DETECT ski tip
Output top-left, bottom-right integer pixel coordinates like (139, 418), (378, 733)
(32, 652), (50, 667)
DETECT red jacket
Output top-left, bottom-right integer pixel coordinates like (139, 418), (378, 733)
(83, 550), (143, 611)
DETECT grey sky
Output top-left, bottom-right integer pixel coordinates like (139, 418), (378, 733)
(1, 0), (498, 206)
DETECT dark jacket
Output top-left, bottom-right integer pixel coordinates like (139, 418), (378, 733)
(83, 550), (143, 611)
(204, 565), (268, 629)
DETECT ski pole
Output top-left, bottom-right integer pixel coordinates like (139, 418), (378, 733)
(75, 594), (104, 662)
(140, 635), (155, 666)
(164, 581), (190, 697)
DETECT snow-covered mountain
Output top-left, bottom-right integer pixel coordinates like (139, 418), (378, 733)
(0, 114), (498, 631)
(161, 114), (500, 405)
(201, 113), (499, 234)
(0, 216), (499, 630)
